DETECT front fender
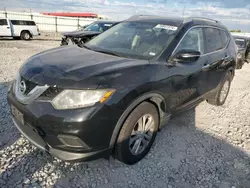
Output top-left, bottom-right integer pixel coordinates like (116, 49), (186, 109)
(109, 91), (171, 149)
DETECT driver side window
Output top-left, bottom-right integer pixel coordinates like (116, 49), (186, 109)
(175, 27), (205, 55)
(86, 24), (100, 32)
(0, 19), (8, 26)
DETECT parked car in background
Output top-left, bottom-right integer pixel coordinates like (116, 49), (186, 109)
(60, 20), (120, 47)
(234, 36), (250, 69)
(8, 15), (237, 165)
(0, 18), (40, 40)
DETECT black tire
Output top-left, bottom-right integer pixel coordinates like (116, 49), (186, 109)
(21, 31), (31, 40)
(13, 37), (20, 40)
(207, 72), (232, 106)
(114, 102), (159, 165)
(236, 61), (243, 69)
(61, 40), (68, 46)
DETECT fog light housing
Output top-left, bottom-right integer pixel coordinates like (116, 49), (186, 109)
(58, 135), (89, 148)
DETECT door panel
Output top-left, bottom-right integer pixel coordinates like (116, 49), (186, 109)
(0, 19), (11, 36)
(165, 58), (208, 111)
(164, 27), (208, 111)
(203, 28), (229, 91)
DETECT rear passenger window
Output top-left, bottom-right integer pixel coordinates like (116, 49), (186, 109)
(11, 20), (35, 25)
(11, 20), (21, 25)
(220, 30), (229, 47)
(26, 21), (35, 26)
(204, 28), (223, 53)
(0, 19), (8, 26)
(175, 27), (205, 54)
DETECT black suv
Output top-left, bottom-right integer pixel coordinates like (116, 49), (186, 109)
(7, 15), (237, 165)
(233, 36), (250, 69)
(61, 20), (119, 47)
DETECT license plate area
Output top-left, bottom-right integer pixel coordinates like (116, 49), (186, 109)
(11, 105), (24, 125)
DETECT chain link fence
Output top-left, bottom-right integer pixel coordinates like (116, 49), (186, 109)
(0, 11), (98, 32)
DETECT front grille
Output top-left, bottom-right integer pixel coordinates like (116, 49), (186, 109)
(19, 77), (62, 100)
(38, 87), (63, 100)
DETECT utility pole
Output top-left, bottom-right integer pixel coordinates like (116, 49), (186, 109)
(4, 7), (7, 18)
(182, 6), (186, 18)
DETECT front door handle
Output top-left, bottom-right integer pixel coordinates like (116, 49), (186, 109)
(202, 64), (210, 70)
(6, 27), (10, 29)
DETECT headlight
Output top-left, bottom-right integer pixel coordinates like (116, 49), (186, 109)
(51, 89), (115, 110)
(8, 81), (13, 92)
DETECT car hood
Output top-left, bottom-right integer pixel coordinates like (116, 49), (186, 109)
(62, 30), (101, 37)
(19, 46), (148, 88)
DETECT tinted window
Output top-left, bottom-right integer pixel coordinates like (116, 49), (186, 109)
(220, 30), (229, 47)
(11, 20), (35, 25)
(0, 19), (8, 26)
(84, 22), (114, 32)
(175, 27), (205, 54)
(26, 21), (35, 25)
(204, 28), (223, 53)
(235, 39), (246, 48)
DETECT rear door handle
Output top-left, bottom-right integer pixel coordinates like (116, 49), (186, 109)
(6, 27), (10, 29)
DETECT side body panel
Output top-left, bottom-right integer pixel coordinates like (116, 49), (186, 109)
(203, 28), (236, 91)
(0, 18), (11, 36)
(12, 25), (39, 37)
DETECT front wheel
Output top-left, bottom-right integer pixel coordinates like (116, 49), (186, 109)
(114, 102), (159, 165)
(207, 72), (232, 106)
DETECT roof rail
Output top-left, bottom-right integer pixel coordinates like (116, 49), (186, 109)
(127, 14), (166, 20)
(184, 17), (221, 24)
(127, 15), (155, 19)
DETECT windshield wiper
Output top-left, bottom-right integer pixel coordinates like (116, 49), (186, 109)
(94, 49), (121, 57)
(82, 45), (92, 50)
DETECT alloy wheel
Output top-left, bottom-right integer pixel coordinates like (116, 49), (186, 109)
(24, 33), (30, 40)
(220, 80), (230, 103)
(129, 114), (155, 155)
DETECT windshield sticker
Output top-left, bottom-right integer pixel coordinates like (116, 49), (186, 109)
(149, 52), (156, 56)
(154, 24), (178, 31)
(104, 24), (112, 26)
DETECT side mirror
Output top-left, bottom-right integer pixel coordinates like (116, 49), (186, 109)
(171, 49), (201, 63)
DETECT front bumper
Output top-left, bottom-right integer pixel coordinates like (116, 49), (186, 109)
(13, 118), (111, 162)
(7, 90), (123, 162)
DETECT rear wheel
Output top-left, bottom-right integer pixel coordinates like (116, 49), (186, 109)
(21, 31), (31, 40)
(114, 102), (159, 165)
(207, 72), (232, 106)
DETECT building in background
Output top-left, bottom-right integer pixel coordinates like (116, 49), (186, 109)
(41, 12), (108, 20)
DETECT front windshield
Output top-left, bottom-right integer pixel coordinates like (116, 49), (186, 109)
(83, 22), (114, 32)
(85, 22), (178, 60)
(235, 39), (246, 48)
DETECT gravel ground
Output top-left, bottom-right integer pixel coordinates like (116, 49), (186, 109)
(0, 37), (250, 188)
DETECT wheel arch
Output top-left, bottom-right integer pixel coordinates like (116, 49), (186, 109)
(227, 67), (235, 80)
(20, 30), (33, 38)
(109, 92), (171, 149)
